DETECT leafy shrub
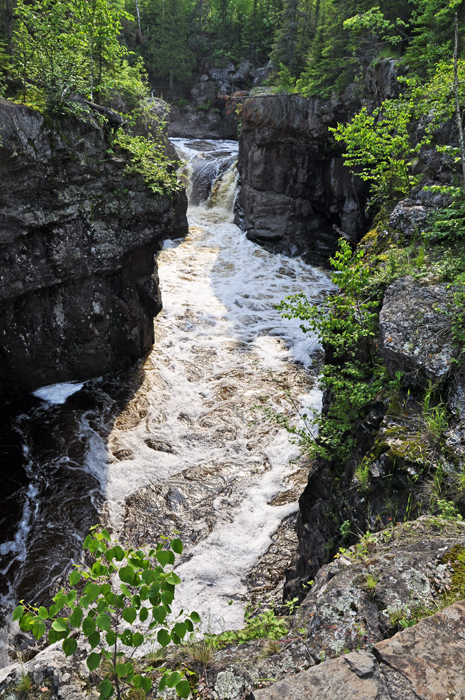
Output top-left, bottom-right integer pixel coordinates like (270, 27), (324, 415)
(206, 606), (288, 648)
(13, 528), (199, 700)
(114, 132), (183, 198)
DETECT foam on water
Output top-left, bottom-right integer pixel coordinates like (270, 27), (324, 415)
(33, 382), (85, 405)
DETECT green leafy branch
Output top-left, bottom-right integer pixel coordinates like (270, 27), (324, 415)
(13, 528), (199, 700)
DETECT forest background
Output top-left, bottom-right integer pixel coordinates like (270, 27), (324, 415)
(0, 0), (464, 106)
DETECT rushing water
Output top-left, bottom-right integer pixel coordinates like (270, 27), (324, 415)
(0, 138), (332, 666)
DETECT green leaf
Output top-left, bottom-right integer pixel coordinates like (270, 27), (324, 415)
(105, 548), (115, 562)
(115, 663), (127, 678)
(122, 607), (136, 624)
(101, 529), (111, 542)
(170, 539), (183, 555)
(88, 631), (101, 649)
(69, 607), (83, 628)
(175, 680), (191, 698)
(190, 611), (201, 623)
(62, 637), (77, 657)
(96, 613), (111, 631)
(54, 592), (67, 610)
(167, 672), (181, 688)
(173, 622), (186, 639)
(157, 629), (171, 647)
(106, 630), (116, 646)
(139, 607), (148, 622)
(141, 676), (152, 693)
(83, 617), (96, 636)
(156, 550), (174, 567)
(119, 566), (134, 585)
(67, 590), (77, 604)
(166, 573), (181, 585)
(83, 535), (92, 550)
(32, 620), (46, 641)
(113, 546), (125, 562)
(38, 606), (48, 620)
(141, 569), (156, 584)
(49, 604), (58, 617)
(131, 595), (141, 609)
(69, 570), (81, 586)
(12, 605), (24, 622)
(161, 591), (174, 606)
(125, 662), (134, 677)
(84, 583), (100, 603)
(132, 632), (144, 647)
(120, 583), (131, 597)
(51, 618), (69, 633)
(120, 629), (133, 646)
(87, 652), (102, 672)
(185, 619), (193, 633)
(152, 606), (167, 624)
(99, 678), (113, 699)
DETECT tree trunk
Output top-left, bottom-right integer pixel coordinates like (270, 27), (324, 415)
(135, 0), (141, 33)
(454, 13), (465, 189)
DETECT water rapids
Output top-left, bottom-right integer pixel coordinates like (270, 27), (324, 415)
(0, 138), (332, 665)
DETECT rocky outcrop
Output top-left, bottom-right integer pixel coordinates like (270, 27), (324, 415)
(290, 518), (465, 661)
(168, 103), (238, 140)
(235, 94), (368, 265)
(0, 98), (187, 401)
(252, 600), (465, 700)
(168, 60), (268, 139)
(379, 276), (456, 388)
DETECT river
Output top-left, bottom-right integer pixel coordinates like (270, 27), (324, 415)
(0, 138), (331, 665)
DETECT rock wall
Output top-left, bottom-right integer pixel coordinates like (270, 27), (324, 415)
(0, 98), (187, 401)
(236, 94), (368, 265)
(168, 60), (272, 140)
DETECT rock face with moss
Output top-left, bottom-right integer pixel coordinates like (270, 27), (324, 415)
(0, 98), (187, 401)
(236, 94), (368, 265)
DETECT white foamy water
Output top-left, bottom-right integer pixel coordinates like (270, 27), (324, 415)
(82, 139), (333, 632)
(33, 382), (85, 405)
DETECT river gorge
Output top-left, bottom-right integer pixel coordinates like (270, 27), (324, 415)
(0, 137), (332, 665)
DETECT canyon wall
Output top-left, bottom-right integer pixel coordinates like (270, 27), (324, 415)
(236, 94), (368, 265)
(0, 98), (187, 401)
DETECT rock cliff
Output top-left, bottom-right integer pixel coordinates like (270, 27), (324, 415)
(0, 98), (187, 401)
(236, 94), (368, 265)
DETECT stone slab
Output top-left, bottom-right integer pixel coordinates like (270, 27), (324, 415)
(250, 651), (390, 700)
(375, 600), (465, 700)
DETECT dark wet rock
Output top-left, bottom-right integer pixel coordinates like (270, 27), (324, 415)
(378, 276), (456, 388)
(0, 98), (187, 400)
(168, 104), (238, 140)
(236, 95), (368, 265)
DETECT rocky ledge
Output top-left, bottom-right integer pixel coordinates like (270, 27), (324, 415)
(0, 98), (187, 401)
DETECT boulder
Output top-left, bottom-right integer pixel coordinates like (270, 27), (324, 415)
(290, 517), (465, 662)
(251, 600), (465, 700)
(378, 276), (456, 388)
